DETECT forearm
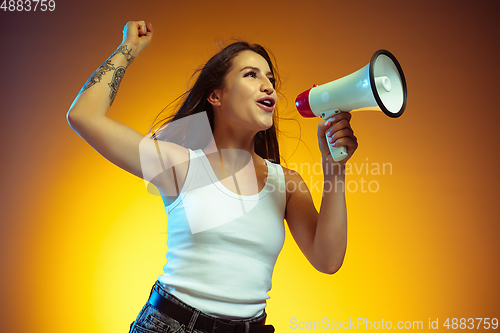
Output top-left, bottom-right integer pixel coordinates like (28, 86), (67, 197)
(313, 159), (348, 273)
(67, 42), (136, 121)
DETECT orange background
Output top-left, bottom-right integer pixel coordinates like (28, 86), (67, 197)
(1, 0), (499, 332)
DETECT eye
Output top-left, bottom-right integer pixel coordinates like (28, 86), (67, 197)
(268, 76), (276, 87)
(244, 70), (257, 78)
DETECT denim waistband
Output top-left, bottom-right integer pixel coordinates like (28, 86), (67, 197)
(151, 280), (267, 325)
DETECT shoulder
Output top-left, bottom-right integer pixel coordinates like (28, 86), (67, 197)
(142, 139), (190, 193)
(152, 140), (192, 170)
(281, 166), (306, 203)
(281, 165), (302, 181)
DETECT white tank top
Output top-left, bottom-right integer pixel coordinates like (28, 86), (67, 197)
(158, 148), (286, 319)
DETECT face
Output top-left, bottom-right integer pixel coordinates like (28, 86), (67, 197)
(209, 50), (277, 133)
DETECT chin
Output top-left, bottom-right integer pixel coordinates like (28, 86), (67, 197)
(258, 119), (274, 132)
(261, 113), (274, 128)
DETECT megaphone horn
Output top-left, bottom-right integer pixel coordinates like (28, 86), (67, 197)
(295, 49), (407, 162)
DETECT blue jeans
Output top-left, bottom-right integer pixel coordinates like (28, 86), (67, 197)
(129, 281), (269, 333)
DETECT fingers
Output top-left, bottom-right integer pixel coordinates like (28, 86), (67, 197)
(146, 23), (154, 36)
(123, 20), (152, 38)
(127, 21), (146, 36)
(327, 127), (354, 145)
(333, 135), (359, 152)
(318, 112), (352, 134)
(318, 112), (352, 137)
(138, 20), (147, 36)
(319, 112), (357, 148)
(121, 21), (153, 55)
(326, 118), (352, 140)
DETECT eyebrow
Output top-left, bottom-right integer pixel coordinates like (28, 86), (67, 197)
(240, 66), (274, 78)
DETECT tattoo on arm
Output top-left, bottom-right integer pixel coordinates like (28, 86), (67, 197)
(114, 45), (135, 67)
(108, 66), (126, 106)
(80, 59), (116, 93)
(79, 44), (134, 101)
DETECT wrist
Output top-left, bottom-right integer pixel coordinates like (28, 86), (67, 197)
(323, 165), (346, 194)
(322, 157), (346, 179)
(114, 42), (137, 66)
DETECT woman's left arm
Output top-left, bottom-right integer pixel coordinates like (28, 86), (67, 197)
(284, 112), (357, 274)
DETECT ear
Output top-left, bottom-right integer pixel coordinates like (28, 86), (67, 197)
(207, 90), (221, 107)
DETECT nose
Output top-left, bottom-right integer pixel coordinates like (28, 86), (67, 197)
(261, 78), (275, 95)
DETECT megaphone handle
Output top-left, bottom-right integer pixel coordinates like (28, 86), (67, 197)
(322, 112), (348, 162)
(327, 136), (348, 162)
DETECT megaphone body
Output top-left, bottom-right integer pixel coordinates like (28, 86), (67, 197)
(295, 49), (407, 162)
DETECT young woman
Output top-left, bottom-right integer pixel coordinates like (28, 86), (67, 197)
(67, 21), (358, 333)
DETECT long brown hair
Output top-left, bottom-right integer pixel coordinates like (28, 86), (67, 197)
(149, 41), (281, 163)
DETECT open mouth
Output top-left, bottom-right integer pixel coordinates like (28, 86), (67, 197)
(258, 100), (273, 107)
(257, 98), (275, 108)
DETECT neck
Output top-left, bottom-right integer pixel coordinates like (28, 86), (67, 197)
(203, 124), (265, 168)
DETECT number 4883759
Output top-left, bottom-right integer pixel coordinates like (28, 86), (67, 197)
(1, 0), (56, 11)
(443, 318), (498, 330)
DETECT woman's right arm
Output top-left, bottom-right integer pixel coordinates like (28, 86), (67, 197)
(66, 21), (188, 192)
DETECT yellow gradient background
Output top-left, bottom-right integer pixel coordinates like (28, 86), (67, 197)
(1, 0), (499, 332)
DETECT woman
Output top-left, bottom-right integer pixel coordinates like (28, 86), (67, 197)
(67, 21), (358, 333)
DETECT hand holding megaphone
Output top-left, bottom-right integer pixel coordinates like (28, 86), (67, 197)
(296, 49), (407, 162)
(319, 112), (357, 164)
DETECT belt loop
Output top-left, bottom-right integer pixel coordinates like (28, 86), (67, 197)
(149, 282), (156, 299)
(234, 321), (246, 333)
(211, 318), (219, 333)
(187, 309), (201, 333)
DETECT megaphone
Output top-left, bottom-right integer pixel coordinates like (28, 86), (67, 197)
(295, 49), (407, 162)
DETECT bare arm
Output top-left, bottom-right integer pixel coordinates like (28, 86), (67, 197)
(284, 113), (357, 274)
(66, 21), (188, 191)
(68, 21), (151, 122)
